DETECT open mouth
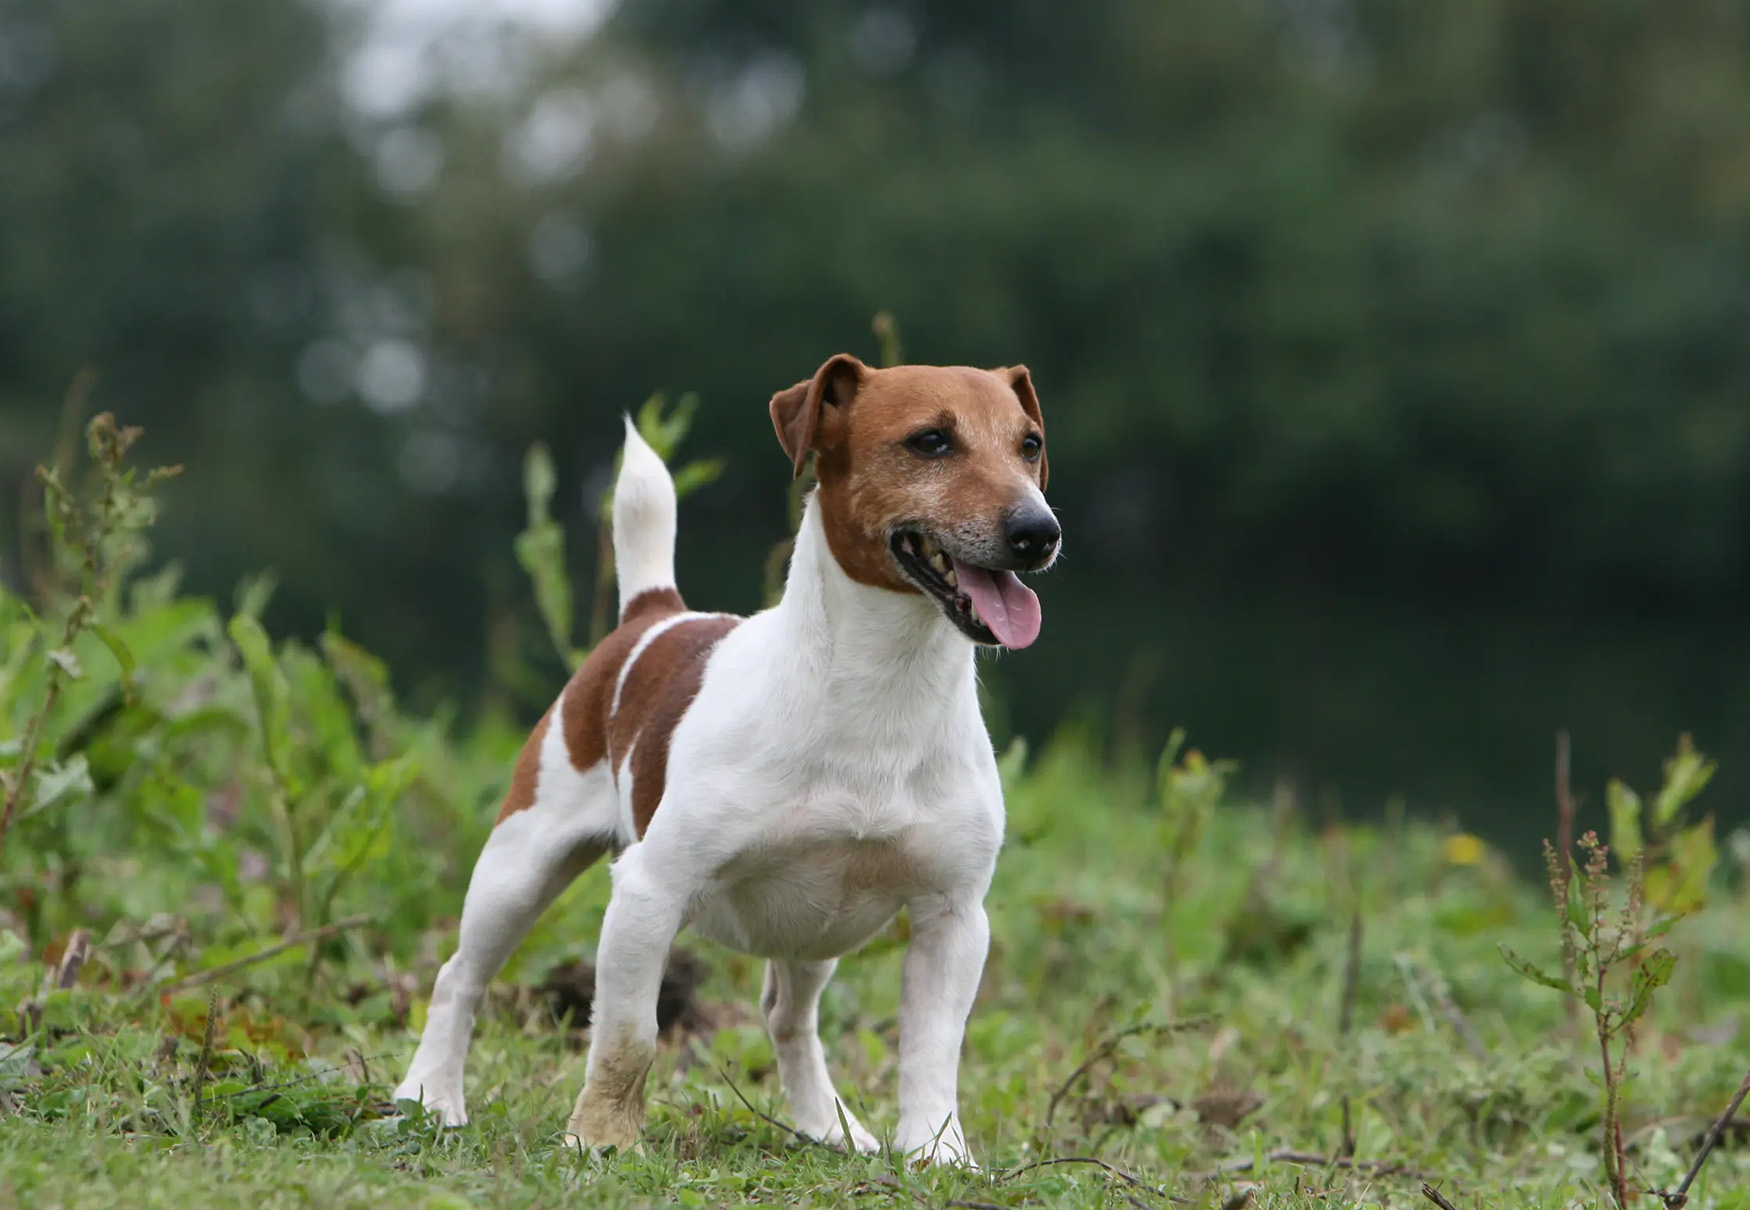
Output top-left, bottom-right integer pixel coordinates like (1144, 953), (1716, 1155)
(890, 531), (1044, 649)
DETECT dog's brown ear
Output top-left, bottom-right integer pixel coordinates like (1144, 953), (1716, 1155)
(769, 353), (866, 478)
(1003, 365), (1048, 489)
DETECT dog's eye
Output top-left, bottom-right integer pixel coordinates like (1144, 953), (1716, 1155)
(1021, 433), (1043, 461)
(906, 429), (952, 458)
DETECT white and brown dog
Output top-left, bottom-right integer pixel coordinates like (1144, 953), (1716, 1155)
(393, 355), (1060, 1164)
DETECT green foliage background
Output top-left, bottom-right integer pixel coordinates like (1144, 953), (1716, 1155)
(2, 0), (1748, 835)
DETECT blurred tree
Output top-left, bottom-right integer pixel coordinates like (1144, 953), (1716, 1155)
(2, 0), (1749, 798)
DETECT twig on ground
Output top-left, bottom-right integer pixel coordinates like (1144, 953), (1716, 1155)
(18, 928), (94, 1035)
(1422, 1182), (1463, 1210)
(190, 987), (220, 1131)
(1189, 1150), (1421, 1182)
(1430, 976), (1487, 1062)
(1338, 912), (1362, 1038)
(1655, 1067), (1750, 1208)
(1042, 1018), (1210, 1132)
(1003, 1155), (1162, 1196)
(1338, 908), (1362, 1157)
(1003, 1155), (1195, 1207)
(52, 929), (91, 990)
(158, 915), (371, 994)
(714, 1064), (814, 1145)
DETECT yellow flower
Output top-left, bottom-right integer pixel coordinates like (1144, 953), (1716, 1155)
(1443, 833), (1487, 866)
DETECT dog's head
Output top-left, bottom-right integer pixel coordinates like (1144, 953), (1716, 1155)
(770, 354), (1060, 649)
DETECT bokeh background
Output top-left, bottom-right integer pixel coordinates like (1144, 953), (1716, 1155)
(2, 0), (1747, 845)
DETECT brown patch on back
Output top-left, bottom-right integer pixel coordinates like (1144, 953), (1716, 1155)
(494, 706), (553, 823)
(493, 582), (739, 836)
(608, 614), (741, 837)
(495, 586), (691, 826)
(557, 594), (688, 774)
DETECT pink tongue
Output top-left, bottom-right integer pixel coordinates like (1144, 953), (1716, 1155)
(950, 558), (1042, 649)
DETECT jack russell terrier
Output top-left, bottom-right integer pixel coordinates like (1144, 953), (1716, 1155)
(393, 355), (1061, 1165)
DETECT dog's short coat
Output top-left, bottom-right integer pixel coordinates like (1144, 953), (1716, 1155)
(394, 356), (1060, 1164)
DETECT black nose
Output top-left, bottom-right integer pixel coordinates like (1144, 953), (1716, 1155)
(1004, 506), (1061, 562)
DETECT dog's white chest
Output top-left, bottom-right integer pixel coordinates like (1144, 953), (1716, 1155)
(650, 579), (1005, 963)
(688, 834), (915, 960)
(683, 772), (999, 961)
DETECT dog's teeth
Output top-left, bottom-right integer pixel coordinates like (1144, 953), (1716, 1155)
(921, 536), (941, 557)
(944, 568), (957, 588)
(930, 553), (948, 574)
(968, 601), (981, 625)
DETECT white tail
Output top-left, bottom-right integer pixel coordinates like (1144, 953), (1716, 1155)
(612, 418), (678, 617)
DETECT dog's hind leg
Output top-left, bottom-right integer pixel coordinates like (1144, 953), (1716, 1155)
(393, 706), (616, 1126)
(763, 959), (880, 1152)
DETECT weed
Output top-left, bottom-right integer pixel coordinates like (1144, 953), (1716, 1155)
(1500, 734), (1718, 1207)
(1155, 729), (1235, 1015)
(0, 411), (180, 852)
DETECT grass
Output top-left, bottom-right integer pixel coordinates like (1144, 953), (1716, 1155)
(5, 414), (1750, 1208)
(5, 734), (1750, 1208)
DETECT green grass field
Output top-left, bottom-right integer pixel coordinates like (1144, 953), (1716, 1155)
(4, 418), (1749, 1208)
(6, 734), (1750, 1209)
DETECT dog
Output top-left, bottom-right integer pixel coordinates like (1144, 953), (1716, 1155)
(393, 354), (1060, 1165)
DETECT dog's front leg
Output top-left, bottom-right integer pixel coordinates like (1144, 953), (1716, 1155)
(894, 894), (990, 1166)
(565, 846), (689, 1154)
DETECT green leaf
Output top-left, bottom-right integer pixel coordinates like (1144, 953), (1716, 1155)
(1643, 915), (1679, 942)
(1564, 882), (1591, 937)
(995, 735), (1029, 794)
(89, 621), (136, 691)
(0, 1042), (36, 1091)
(1606, 778), (1642, 862)
(515, 442), (576, 668)
(636, 393), (700, 462)
(45, 647), (84, 680)
(670, 457), (725, 501)
(1653, 735), (1715, 827)
(523, 442), (558, 524)
(1624, 949), (1677, 1025)
(35, 755), (93, 808)
(228, 614), (289, 775)
(1648, 820), (1717, 915)
(1156, 727), (1188, 800)
(234, 573), (278, 622)
(1498, 944), (1576, 996)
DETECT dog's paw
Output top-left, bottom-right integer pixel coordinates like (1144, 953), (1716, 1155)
(908, 1146), (979, 1172)
(560, 1126), (644, 1159)
(841, 1123), (883, 1155)
(896, 1122), (977, 1170)
(563, 1099), (645, 1158)
(390, 1080), (468, 1127)
(802, 1114), (880, 1155)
